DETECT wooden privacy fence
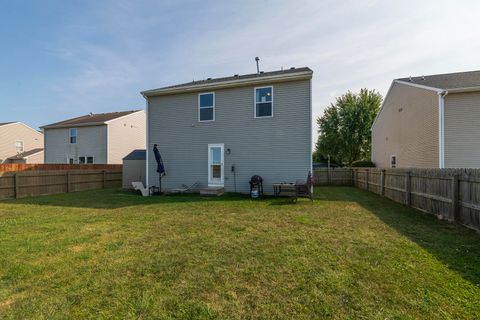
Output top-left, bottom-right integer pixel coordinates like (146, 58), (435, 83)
(0, 163), (122, 172)
(314, 168), (480, 231)
(0, 169), (122, 200)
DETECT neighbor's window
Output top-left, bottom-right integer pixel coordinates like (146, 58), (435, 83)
(15, 141), (24, 153)
(199, 92), (215, 122)
(255, 86), (273, 118)
(68, 158), (75, 164)
(390, 155), (397, 168)
(69, 128), (77, 144)
(79, 156), (94, 164)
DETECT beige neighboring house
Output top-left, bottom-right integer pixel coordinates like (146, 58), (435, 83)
(41, 110), (146, 164)
(0, 122), (44, 164)
(372, 70), (480, 169)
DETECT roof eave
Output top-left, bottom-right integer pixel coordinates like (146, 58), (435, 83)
(41, 122), (108, 130)
(141, 71), (313, 97)
(446, 86), (480, 93)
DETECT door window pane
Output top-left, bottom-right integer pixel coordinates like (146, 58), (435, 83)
(212, 165), (221, 178)
(211, 147), (221, 164)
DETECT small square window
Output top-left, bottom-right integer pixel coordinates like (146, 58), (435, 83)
(199, 93), (215, 122)
(79, 156), (86, 164)
(87, 156), (94, 164)
(255, 87), (273, 118)
(15, 141), (24, 153)
(69, 158), (75, 164)
(69, 128), (77, 144)
(390, 155), (397, 168)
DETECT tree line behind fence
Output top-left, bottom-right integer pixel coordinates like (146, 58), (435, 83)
(0, 169), (122, 200)
(314, 168), (480, 232)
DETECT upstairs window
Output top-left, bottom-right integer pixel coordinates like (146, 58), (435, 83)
(199, 93), (215, 122)
(15, 141), (24, 153)
(255, 86), (273, 118)
(69, 128), (77, 144)
(390, 155), (397, 168)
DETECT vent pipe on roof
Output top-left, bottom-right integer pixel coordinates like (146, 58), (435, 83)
(255, 57), (260, 74)
(409, 76), (412, 82)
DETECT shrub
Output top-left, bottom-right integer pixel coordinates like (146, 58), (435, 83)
(351, 160), (376, 167)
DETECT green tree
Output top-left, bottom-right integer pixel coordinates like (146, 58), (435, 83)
(315, 89), (382, 166)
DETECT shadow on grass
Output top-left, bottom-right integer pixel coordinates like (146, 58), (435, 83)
(317, 186), (480, 287)
(0, 188), (253, 209)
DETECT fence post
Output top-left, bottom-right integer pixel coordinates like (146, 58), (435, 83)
(405, 171), (411, 206)
(66, 171), (70, 193)
(381, 169), (386, 196)
(327, 168), (330, 185)
(367, 169), (370, 191)
(14, 173), (19, 199)
(451, 174), (459, 222)
(102, 170), (106, 189)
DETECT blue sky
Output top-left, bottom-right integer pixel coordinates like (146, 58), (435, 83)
(1, 0), (480, 139)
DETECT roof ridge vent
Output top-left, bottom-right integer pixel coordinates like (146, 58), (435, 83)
(409, 76), (413, 82)
(207, 77), (212, 80)
(234, 74), (239, 77)
(259, 71), (264, 74)
(421, 75), (425, 80)
(290, 67), (295, 70)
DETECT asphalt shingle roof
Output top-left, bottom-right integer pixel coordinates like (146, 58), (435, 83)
(7, 148), (44, 160)
(123, 149), (146, 161)
(42, 110), (141, 129)
(397, 70), (480, 90)
(144, 67), (313, 92)
(0, 122), (17, 126)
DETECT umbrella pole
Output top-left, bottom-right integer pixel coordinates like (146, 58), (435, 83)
(159, 174), (162, 194)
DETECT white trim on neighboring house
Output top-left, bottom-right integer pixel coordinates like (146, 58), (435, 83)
(254, 86), (274, 119)
(198, 92), (215, 122)
(309, 78), (313, 173)
(144, 95), (149, 188)
(438, 91), (448, 168)
(106, 124), (109, 164)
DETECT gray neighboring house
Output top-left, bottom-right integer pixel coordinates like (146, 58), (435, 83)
(0, 122), (44, 164)
(372, 70), (480, 168)
(41, 110), (146, 164)
(141, 67), (313, 194)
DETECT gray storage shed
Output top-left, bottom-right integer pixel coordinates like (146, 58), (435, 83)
(122, 149), (146, 189)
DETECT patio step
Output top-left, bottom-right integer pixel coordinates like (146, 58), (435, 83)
(199, 187), (224, 196)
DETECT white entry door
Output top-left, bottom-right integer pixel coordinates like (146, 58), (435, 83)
(208, 144), (224, 186)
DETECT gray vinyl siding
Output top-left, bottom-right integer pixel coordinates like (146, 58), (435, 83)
(372, 82), (439, 168)
(147, 79), (311, 194)
(44, 126), (107, 163)
(444, 92), (480, 168)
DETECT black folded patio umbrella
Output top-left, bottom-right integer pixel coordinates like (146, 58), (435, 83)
(153, 144), (166, 193)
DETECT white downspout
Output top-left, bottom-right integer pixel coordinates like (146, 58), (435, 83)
(438, 90), (448, 168)
(143, 93), (149, 188)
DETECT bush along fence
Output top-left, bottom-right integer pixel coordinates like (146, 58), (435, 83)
(0, 169), (122, 200)
(313, 168), (480, 232)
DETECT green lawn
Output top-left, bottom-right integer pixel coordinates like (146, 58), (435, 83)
(0, 187), (479, 319)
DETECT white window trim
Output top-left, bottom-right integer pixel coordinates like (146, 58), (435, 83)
(254, 86), (273, 118)
(207, 143), (224, 187)
(78, 155), (95, 164)
(390, 155), (397, 168)
(69, 128), (77, 144)
(15, 140), (24, 153)
(198, 92), (215, 122)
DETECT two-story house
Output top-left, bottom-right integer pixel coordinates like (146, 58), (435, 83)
(41, 110), (146, 164)
(0, 122), (44, 164)
(141, 67), (313, 194)
(372, 70), (480, 168)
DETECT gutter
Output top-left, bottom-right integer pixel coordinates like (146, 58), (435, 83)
(438, 90), (449, 168)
